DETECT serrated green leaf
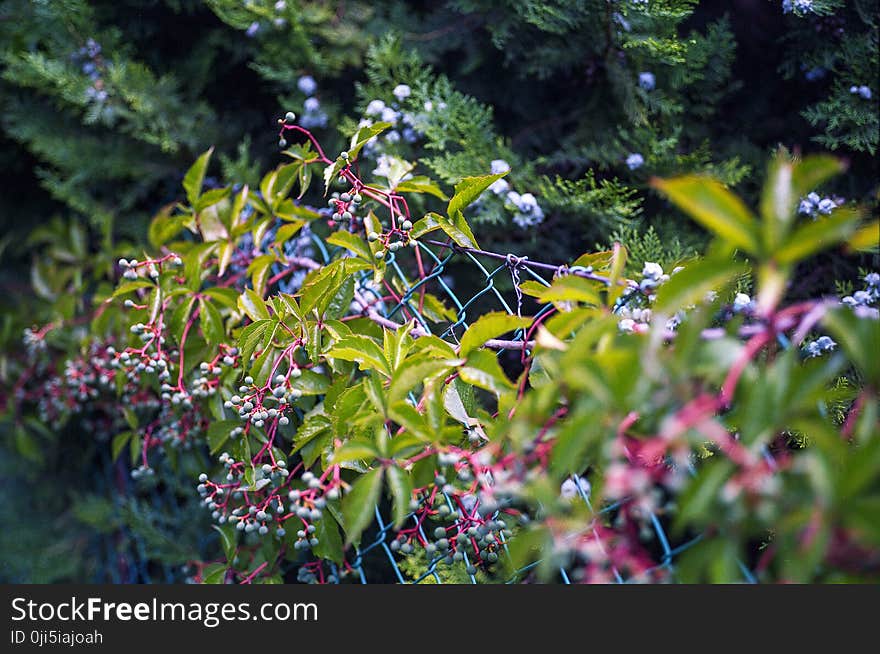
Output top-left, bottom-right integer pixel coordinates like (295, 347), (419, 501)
(458, 311), (531, 356)
(111, 431), (132, 462)
(327, 335), (391, 376)
(207, 419), (240, 455)
(652, 176), (760, 254)
(183, 147), (213, 207)
(460, 349), (516, 396)
(654, 257), (747, 313)
(775, 207), (863, 265)
(326, 230), (372, 261)
(386, 465), (414, 528)
(238, 288), (270, 322)
(341, 467), (384, 545)
(199, 298), (224, 346)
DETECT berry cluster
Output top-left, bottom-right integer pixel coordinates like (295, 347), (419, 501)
(70, 38), (107, 105)
(798, 191), (839, 217)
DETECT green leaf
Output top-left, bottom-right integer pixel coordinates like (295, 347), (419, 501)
(447, 172), (508, 218)
(207, 419), (239, 455)
(848, 219), (879, 252)
(419, 293), (457, 323)
(348, 122), (391, 161)
(328, 335), (391, 376)
(409, 213), (441, 240)
(148, 205), (189, 248)
(293, 369), (330, 395)
(675, 459), (735, 529)
(247, 254), (275, 298)
(331, 439), (380, 465)
(460, 349), (516, 396)
(213, 524), (237, 562)
(458, 311), (531, 356)
(326, 230), (372, 261)
(388, 358), (455, 404)
(341, 467), (384, 545)
(775, 207), (863, 265)
(195, 186), (231, 213)
(323, 123), (391, 194)
(430, 211), (479, 250)
(386, 465), (414, 528)
(394, 176), (448, 200)
(290, 414), (333, 455)
(201, 562), (227, 584)
(823, 307), (880, 387)
(791, 154), (845, 201)
(202, 286), (239, 310)
(111, 280), (154, 298)
(199, 298), (224, 346)
(759, 152), (796, 249)
(238, 288), (271, 322)
(129, 432), (141, 467)
(299, 259), (369, 318)
(538, 275), (603, 306)
(652, 176), (760, 254)
(183, 147), (213, 207)
(311, 511), (344, 565)
(275, 221), (305, 246)
(237, 319), (273, 368)
(654, 257), (748, 313)
(111, 431), (132, 462)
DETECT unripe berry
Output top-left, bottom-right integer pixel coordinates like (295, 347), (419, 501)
(279, 138), (287, 148)
(284, 111), (296, 123)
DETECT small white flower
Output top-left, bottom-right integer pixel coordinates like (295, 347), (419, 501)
(297, 75), (317, 95)
(733, 293), (752, 312)
(807, 192), (821, 205)
(618, 318), (636, 333)
(642, 262), (663, 280)
(392, 84), (411, 100)
(490, 159), (510, 174)
(380, 106), (399, 125)
(560, 477), (591, 500)
(817, 198), (836, 214)
(365, 99), (386, 116)
(815, 336), (836, 351)
(626, 153), (644, 170)
(798, 199), (815, 215)
(303, 97), (320, 112)
(638, 72), (655, 90)
(489, 178), (509, 195)
(423, 100), (434, 112)
(853, 290), (872, 305)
